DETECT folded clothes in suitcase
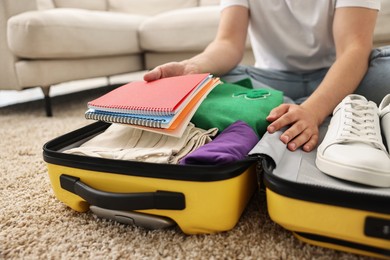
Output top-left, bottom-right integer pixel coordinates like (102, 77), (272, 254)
(250, 118), (390, 258)
(43, 121), (258, 234)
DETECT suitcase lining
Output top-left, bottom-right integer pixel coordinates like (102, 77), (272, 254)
(262, 158), (390, 215)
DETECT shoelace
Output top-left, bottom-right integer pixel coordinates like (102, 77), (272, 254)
(339, 99), (385, 150)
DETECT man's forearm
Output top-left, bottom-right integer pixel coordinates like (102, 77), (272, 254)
(302, 47), (371, 124)
(181, 39), (245, 76)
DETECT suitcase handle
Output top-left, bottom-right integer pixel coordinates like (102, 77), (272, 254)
(60, 174), (186, 211)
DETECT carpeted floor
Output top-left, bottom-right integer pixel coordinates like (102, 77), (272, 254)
(0, 86), (374, 259)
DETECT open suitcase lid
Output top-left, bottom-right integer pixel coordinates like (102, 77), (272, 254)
(248, 118), (390, 215)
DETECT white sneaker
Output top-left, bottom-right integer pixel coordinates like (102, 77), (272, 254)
(316, 94), (390, 187)
(379, 94), (390, 151)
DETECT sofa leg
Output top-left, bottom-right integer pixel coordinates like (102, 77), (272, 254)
(40, 86), (53, 117)
(106, 76), (112, 87)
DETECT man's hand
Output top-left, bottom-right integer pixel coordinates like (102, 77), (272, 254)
(143, 61), (200, 82)
(266, 104), (320, 152)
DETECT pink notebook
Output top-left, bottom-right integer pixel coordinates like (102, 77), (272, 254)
(87, 73), (211, 116)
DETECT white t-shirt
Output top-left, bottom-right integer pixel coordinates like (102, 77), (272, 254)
(220, 0), (380, 72)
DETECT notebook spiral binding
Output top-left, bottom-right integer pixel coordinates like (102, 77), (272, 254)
(85, 111), (165, 128)
(116, 106), (173, 116)
(87, 104), (175, 117)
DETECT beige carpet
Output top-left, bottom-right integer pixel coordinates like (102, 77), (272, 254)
(0, 87), (372, 260)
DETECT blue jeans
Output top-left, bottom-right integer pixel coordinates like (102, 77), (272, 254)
(221, 46), (390, 105)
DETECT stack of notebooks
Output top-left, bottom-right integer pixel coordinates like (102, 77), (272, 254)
(85, 73), (221, 138)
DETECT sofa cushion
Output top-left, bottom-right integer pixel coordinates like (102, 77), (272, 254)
(199, 0), (220, 6)
(7, 8), (147, 59)
(36, 0), (55, 10)
(108, 0), (198, 15)
(53, 0), (107, 11)
(139, 6), (220, 52)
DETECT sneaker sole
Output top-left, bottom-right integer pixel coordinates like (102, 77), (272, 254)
(316, 152), (390, 188)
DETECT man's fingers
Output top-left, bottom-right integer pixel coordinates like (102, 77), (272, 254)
(143, 67), (162, 82)
(302, 135), (319, 152)
(267, 104), (290, 121)
(285, 127), (319, 152)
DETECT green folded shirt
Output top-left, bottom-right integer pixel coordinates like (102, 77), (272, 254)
(191, 78), (283, 137)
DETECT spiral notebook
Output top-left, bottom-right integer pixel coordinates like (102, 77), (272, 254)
(85, 76), (221, 137)
(85, 110), (175, 128)
(87, 73), (211, 116)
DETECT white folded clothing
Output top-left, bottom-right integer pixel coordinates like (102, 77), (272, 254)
(64, 123), (218, 164)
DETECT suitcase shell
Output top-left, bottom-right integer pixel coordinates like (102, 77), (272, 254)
(43, 121), (258, 235)
(251, 121), (390, 259)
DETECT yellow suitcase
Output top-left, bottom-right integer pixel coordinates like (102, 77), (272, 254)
(43, 121), (258, 234)
(250, 119), (390, 259)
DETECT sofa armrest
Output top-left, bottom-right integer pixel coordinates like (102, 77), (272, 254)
(0, 0), (37, 90)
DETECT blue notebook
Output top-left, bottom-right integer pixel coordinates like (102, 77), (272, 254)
(85, 109), (174, 128)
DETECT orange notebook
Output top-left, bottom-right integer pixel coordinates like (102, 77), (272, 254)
(87, 73), (211, 116)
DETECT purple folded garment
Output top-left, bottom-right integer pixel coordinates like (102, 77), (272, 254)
(179, 120), (259, 165)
